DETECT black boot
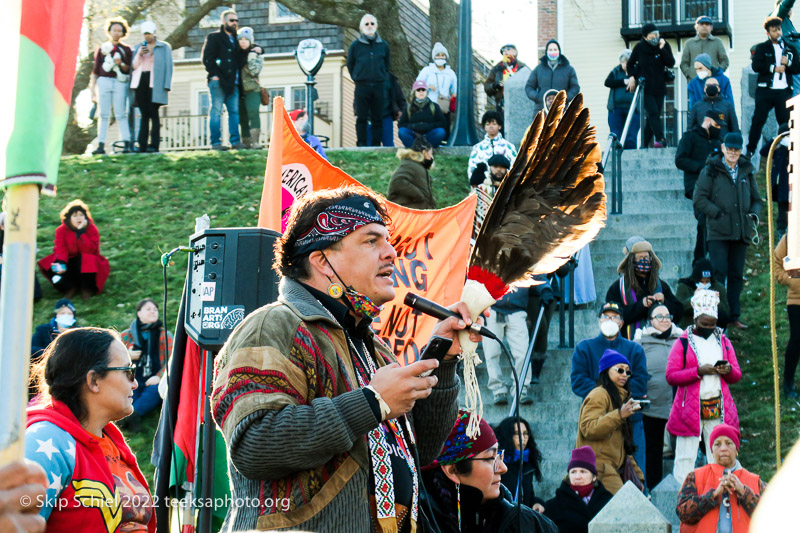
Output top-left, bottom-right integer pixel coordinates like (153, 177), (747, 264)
(122, 141), (132, 153)
(92, 142), (105, 155)
(530, 357), (545, 384)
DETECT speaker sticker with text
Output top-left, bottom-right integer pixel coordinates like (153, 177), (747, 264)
(201, 305), (245, 331)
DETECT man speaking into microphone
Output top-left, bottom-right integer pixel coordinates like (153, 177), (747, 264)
(211, 186), (483, 532)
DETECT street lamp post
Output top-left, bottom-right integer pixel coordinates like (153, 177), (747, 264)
(295, 39), (326, 134)
(449, 0), (478, 146)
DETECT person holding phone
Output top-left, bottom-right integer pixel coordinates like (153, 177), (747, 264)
(666, 289), (742, 484)
(131, 21), (173, 152)
(576, 349), (644, 494)
(120, 298), (173, 432)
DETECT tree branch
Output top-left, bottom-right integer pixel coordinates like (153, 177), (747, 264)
(165, 0), (234, 49)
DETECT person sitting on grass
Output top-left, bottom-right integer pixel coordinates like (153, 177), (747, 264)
(397, 81), (447, 148)
(38, 200), (110, 300)
(120, 298), (173, 432)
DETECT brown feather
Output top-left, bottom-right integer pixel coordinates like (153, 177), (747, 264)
(470, 91), (607, 285)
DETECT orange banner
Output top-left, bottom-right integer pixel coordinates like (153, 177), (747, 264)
(258, 98), (476, 364)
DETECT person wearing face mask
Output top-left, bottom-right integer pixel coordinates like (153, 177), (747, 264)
(119, 298), (174, 431)
(484, 44), (527, 113)
(347, 14), (391, 147)
(694, 132), (762, 329)
(666, 290), (742, 484)
(397, 81), (447, 148)
(30, 299), (79, 395)
(38, 200), (110, 299)
(633, 305), (683, 490)
(628, 23), (675, 148)
(570, 302), (648, 484)
(676, 259), (730, 330)
(605, 238), (683, 340)
(525, 39), (580, 117)
(422, 411), (558, 533)
(605, 49), (640, 150)
(416, 42), (457, 140)
(387, 135), (436, 209)
(688, 53), (733, 109)
(680, 16), (729, 82)
(687, 76), (739, 137)
(544, 446), (613, 532)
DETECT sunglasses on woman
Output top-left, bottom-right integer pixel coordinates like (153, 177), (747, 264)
(613, 367), (632, 376)
(97, 366), (136, 382)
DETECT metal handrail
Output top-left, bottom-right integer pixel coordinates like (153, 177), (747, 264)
(557, 260), (576, 349)
(601, 79), (644, 214)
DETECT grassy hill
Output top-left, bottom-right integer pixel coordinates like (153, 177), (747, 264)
(27, 150), (798, 485)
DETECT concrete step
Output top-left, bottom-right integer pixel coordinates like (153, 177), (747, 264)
(592, 235), (696, 254)
(591, 250), (695, 270)
(614, 176), (684, 193)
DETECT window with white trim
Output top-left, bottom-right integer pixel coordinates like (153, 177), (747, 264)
(269, 1), (303, 24)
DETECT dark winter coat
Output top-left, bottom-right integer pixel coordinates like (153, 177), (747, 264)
(484, 60), (528, 108)
(687, 94), (740, 137)
(771, 144), (790, 203)
(525, 53), (580, 116)
(31, 319), (71, 358)
(629, 38), (676, 97)
(605, 274), (683, 340)
(387, 149), (436, 209)
(543, 478), (613, 533)
(675, 124), (722, 199)
(423, 470), (558, 533)
(398, 98), (446, 133)
(751, 38), (800, 89)
(693, 153), (763, 242)
(501, 456), (544, 509)
(346, 34), (390, 83)
(201, 26), (247, 95)
(605, 64), (635, 111)
(383, 72), (407, 119)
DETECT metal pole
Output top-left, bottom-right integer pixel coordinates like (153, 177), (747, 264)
(638, 78), (646, 148)
(558, 274), (567, 349)
(0, 184), (39, 464)
(305, 74), (316, 134)
(196, 348), (217, 533)
(568, 262), (575, 348)
(509, 305), (545, 416)
(449, 0), (478, 146)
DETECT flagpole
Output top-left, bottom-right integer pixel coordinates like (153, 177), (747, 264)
(0, 183), (40, 464)
(258, 96), (285, 231)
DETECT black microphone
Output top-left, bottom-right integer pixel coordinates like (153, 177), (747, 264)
(404, 292), (498, 340)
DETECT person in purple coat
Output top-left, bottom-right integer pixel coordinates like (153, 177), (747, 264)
(666, 289), (742, 484)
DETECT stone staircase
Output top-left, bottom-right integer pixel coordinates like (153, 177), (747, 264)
(457, 147), (696, 502)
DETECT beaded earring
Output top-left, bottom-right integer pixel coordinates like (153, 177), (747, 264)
(456, 482), (461, 531)
(327, 281), (344, 298)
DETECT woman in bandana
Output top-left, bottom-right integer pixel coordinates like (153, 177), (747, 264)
(666, 290), (742, 485)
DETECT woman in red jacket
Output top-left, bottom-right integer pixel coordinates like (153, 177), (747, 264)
(38, 200), (110, 299)
(25, 327), (155, 532)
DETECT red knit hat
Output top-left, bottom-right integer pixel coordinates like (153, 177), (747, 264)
(709, 424), (740, 450)
(289, 109), (306, 122)
(425, 410), (497, 468)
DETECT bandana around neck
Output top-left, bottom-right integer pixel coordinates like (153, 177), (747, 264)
(293, 196), (385, 258)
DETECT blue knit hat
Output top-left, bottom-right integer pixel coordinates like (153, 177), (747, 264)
(598, 349), (630, 374)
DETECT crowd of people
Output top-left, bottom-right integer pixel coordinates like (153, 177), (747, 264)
(10, 5), (800, 533)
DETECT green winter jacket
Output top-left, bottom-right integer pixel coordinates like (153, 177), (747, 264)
(693, 153), (762, 242)
(387, 149), (436, 209)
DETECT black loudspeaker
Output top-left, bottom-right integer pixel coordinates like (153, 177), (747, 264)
(185, 227), (281, 351)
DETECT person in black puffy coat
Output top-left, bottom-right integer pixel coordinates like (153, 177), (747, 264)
(629, 23), (675, 147)
(544, 446), (613, 533)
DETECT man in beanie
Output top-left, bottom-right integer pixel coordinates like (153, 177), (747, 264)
(422, 410), (558, 532)
(676, 109), (723, 263)
(694, 132), (762, 329)
(747, 16), (800, 156)
(544, 446), (613, 530)
(347, 14), (391, 146)
(680, 16), (729, 81)
(628, 23), (675, 147)
(571, 302), (649, 481)
(676, 423), (766, 531)
(687, 52), (734, 109)
(484, 44), (528, 113)
(211, 186), (482, 532)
